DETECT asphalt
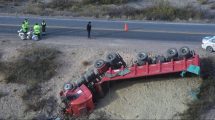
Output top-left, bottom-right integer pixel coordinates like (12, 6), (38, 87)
(0, 15), (215, 42)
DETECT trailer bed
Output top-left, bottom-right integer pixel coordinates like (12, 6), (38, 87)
(101, 55), (200, 82)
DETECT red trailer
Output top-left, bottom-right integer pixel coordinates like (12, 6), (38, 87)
(94, 54), (200, 96)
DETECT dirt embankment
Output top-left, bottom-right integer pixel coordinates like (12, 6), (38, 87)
(0, 36), (214, 119)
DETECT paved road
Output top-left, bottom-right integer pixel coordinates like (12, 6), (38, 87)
(0, 15), (215, 42)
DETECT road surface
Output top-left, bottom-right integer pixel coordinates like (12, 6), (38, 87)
(0, 15), (215, 42)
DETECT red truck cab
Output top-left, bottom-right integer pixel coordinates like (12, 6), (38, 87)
(60, 84), (94, 117)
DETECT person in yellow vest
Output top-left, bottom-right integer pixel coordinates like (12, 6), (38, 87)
(24, 19), (29, 32)
(21, 22), (27, 33)
(33, 23), (41, 39)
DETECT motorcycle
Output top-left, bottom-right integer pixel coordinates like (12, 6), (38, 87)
(27, 30), (33, 40)
(18, 29), (40, 41)
(32, 33), (41, 41)
(17, 29), (27, 40)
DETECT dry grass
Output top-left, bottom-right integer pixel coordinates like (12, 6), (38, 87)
(197, 0), (209, 4)
(82, 60), (92, 67)
(180, 56), (215, 119)
(83, 0), (130, 5)
(22, 84), (43, 112)
(107, 1), (204, 21)
(19, 0), (206, 21)
(210, 3), (215, 9)
(0, 45), (61, 113)
(0, 91), (7, 99)
(22, 84), (57, 113)
(1, 46), (61, 85)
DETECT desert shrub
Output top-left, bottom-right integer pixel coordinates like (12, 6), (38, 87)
(23, 2), (46, 15)
(82, 60), (91, 66)
(144, 3), (176, 21)
(0, 0), (23, 3)
(47, 0), (130, 11)
(22, 85), (57, 112)
(22, 84), (43, 112)
(142, 2), (203, 20)
(22, 0), (205, 21)
(197, 0), (208, 4)
(106, 0), (203, 20)
(211, 3), (215, 9)
(47, 0), (77, 10)
(180, 56), (215, 119)
(107, 4), (203, 21)
(0, 91), (7, 99)
(83, 0), (129, 5)
(2, 46), (61, 85)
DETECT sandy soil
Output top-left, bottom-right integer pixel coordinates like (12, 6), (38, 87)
(0, 35), (213, 119)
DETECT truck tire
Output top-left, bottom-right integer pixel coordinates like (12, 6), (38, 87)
(106, 52), (119, 64)
(137, 52), (148, 61)
(206, 46), (213, 53)
(166, 48), (178, 59)
(179, 46), (192, 58)
(94, 59), (106, 68)
(94, 59), (109, 74)
(106, 52), (124, 69)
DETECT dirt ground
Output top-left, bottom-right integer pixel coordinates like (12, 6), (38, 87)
(0, 35), (214, 119)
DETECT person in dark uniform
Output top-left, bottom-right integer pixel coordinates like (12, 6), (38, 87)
(86, 21), (91, 38)
(41, 20), (46, 35)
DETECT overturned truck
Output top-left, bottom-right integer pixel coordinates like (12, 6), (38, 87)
(59, 46), (200, 117)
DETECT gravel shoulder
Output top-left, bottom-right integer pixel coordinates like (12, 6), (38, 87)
(0, 35), (213, 119)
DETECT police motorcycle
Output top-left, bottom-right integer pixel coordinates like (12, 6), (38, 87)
(17, 29), (28, 40)
(18, 29), (40, 41)
(32, 33), (40, 41)
(17, 28), (34, 40)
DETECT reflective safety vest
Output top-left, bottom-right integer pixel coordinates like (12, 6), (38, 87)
(22, 23), (27, 33)
(41, 22), (46, 26)
(24, 21), (29, 30)
(33, 25), (41, 34)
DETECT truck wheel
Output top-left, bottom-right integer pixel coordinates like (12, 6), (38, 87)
(179, 46), (191, 58)
(106, 52), (118, 63)
(206, 46), (213, 53)
(94, 59), (108, 74)
(166, 48), (178, 59)
(137, 52), (148, 61)
(94, 59), (106, 68)
(106, 52), (124, 69)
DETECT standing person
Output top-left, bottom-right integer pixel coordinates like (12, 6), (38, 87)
(33, 23), (41, 39)
(86, 21), (92, 38)
(24, 18), (29, 32)
(21, 22), (27, 33)
(41, 20), (46, 35)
